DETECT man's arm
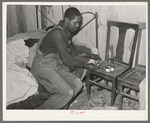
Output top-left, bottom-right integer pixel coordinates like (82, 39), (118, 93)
(70, 42), (83, 56)
(70, 42), (101, 61)
(53, 30), (88, 71)
(53, 29), (98, 72)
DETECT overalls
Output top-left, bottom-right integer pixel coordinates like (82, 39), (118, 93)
(31, 27), (83, 109)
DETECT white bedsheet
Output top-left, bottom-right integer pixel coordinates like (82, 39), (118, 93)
(6, 39), (38, 106)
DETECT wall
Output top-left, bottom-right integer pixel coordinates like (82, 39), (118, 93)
(6, 4), (147, 65)
(70, 5), (146, 65)
(7, 5), (37, 38)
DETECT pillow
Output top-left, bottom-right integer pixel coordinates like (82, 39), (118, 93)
(7, 39), (29, 68)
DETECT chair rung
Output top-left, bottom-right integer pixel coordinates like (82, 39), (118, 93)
(121, 92), (139, 101)
(93, 78), (103, 82)
(89, 80), (112, 90)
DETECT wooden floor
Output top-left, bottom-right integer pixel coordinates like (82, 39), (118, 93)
(69, 84), (140, 110)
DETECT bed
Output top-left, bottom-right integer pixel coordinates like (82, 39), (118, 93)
(6, 29), (98, 109)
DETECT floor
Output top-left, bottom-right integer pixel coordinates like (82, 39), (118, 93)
(69, 82), (140, 110)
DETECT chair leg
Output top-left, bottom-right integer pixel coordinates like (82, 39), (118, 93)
(85, 71), (91, 100)
(111, 84), (115, 106)
(105, 80), (108, 86)
(118, 81), (123, 110)
(111, 79), (117, 106)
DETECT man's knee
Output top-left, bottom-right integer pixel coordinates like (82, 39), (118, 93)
(60, 89), (74, 99)
(58, 90), (74, 104)
(75, 78), (84, 92)
(69, 90), (74, 98)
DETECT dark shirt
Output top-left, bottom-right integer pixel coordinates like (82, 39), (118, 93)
(39, 20), (87, 72)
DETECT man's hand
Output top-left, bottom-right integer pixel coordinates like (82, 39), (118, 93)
(79, 53), (101, 62)
(85, 63), (99, 71)
(90, 54), (101, 61)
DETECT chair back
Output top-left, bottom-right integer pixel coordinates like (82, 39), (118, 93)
(105, 21), (139, 68)
(135, 22), (146, 66)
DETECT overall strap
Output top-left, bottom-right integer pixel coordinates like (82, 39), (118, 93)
(36, 26), (64, 56)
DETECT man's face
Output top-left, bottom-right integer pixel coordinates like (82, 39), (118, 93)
(66, 16), (82, 33)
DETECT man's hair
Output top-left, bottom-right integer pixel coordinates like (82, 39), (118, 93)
(64, 7), (81, 20)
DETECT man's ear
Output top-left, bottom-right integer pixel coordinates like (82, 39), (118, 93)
(64, 18), (69, 23)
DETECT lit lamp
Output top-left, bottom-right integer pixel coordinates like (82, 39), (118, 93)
(105, 45), (115, 72)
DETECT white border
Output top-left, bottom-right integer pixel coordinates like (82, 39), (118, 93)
(3, 2), (148, 121)
(2, 2), (147, 5)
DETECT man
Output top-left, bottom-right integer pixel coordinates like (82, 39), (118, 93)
(31, 7), (101, 109)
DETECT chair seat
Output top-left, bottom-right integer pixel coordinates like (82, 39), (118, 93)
(117, 64), (146, 107)
(93, 60), (129, 79)
(117, 64), (146, 87)
(86, 60), (130, 106)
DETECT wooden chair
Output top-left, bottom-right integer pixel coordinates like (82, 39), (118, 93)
(117, 22), (146, 110)
(85, 21), (139, 106)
